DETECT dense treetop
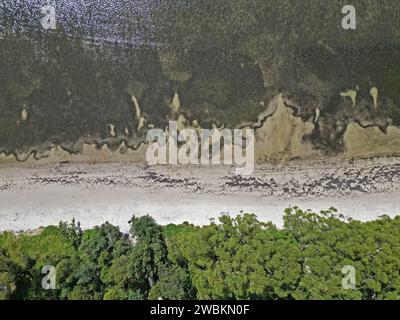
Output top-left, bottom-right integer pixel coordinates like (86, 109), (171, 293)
(1, 208), (400, 300)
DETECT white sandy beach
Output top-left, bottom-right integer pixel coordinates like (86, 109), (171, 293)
(1, 157), (400, 231)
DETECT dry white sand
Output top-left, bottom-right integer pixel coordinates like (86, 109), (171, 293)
(1, 157), (400, 231)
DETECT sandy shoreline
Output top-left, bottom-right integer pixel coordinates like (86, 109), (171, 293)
(1, 157), (400, 232)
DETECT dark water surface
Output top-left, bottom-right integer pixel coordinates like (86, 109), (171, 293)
(1, 1), (400, 160)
